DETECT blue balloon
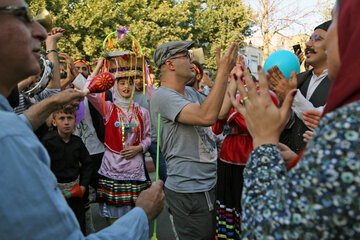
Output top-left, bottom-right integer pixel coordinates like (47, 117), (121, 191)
(263, 50), (300, 80)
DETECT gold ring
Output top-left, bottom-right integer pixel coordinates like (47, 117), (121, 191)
(240, 96), (249, 104)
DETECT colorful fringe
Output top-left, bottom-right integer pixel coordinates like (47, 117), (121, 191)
(216, 200), (241, 240)
(97, 177), (151, 207)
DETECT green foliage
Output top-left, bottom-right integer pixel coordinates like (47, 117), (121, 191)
(26, 0), (252, 72)
(186, 0), (252, 70)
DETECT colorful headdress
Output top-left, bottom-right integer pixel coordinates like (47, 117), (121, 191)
(101, 27), (153, 89)
(103, 51), (146, 79)
(73, 59), (91, 72)
(100, 27), (153, 111)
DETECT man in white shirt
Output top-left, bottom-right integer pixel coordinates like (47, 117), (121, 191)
(268, 21), (332, 153)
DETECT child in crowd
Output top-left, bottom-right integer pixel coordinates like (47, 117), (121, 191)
(41, 107), (92, 235)
(85, 52), (152, 225)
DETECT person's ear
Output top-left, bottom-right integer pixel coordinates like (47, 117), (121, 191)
(52, 119), (57, 127)
(164, 59), (176, 71)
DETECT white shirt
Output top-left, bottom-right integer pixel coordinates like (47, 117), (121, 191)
(73, 74), (105, 155)
(292, 69), (328, 128)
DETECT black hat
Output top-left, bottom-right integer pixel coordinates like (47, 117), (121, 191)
(314, 20), (332, 32)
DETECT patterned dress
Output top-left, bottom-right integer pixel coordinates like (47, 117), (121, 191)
(241, 100), (360, 239)
(86, 90), (152, 219)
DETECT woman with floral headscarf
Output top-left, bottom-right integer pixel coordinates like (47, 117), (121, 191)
(229, 0), (360, 238)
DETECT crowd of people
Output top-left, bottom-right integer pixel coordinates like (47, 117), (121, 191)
(0, 0), (359, 239)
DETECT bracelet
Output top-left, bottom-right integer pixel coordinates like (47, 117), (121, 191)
(45, 49), (57, 55)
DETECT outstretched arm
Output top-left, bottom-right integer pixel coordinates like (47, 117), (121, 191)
(218, 54), (245, 119)
(45, 27), (64, 90)
(24, 89), (85, 131)
(176, 42), (239, 126)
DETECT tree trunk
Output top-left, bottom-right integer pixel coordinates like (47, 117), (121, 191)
(262, 0), (270, 64)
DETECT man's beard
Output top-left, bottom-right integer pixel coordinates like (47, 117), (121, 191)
(60, 72), (67, 79)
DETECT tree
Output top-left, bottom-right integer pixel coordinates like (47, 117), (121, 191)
(248, 0), (314, 63)
(26, 0), (252, 72)
(26, 0), (193, 65)
(315, 0), (336, 22)
(186, 0), (252, 70)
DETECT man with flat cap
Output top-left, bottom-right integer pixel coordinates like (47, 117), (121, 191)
(268, 21), (332, 154)
(150, 41), (238, 239)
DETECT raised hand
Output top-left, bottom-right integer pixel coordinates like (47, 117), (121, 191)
(230, 54), (245, 79)
(228, 66), (297, 148)
(267, 66), (297, 104)
(295, 49), (305, 66)
(215, 42), (239, 77)
(46, 27), (65, 43)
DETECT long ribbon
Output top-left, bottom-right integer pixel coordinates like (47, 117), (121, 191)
(142, 56), (145, 95)
(151, 113), (161, 240)
(117, 104), (135, 123)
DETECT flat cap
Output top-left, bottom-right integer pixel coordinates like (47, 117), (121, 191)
(153, 41), (194, 67)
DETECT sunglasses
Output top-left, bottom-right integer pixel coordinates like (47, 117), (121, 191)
(0, 6), (33, 23)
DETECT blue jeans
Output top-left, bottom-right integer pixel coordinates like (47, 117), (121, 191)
(148, 141), (167, 182)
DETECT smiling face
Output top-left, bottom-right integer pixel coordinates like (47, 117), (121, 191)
(305, 28), (328, 68)
(0, 0), (47, 96)
(117, 77), (134, 98)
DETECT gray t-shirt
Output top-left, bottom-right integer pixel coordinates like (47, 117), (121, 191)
(149, 86), (217, 193)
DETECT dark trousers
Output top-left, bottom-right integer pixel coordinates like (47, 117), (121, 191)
(67, 197), (86, 235)
(83, 152), (104, 205)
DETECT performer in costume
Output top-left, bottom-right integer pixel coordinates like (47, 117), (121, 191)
(85, 51), (152, 224)
(213, 56), (278, 239)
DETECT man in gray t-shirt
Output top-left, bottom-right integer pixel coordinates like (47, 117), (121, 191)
(150, 41), (238, 240)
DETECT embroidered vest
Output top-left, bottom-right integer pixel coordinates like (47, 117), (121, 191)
(104, 105), (144, 154)
(280, 71), (331, 154)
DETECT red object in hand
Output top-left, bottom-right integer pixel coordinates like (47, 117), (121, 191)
(85, 72), (115, 94)
(62, 184), (84, 199)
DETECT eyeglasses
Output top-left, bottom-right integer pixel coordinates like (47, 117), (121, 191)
(307, 35), (324, 43)
(0, 6), (33, 23)
(169, 51), (191, 61)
